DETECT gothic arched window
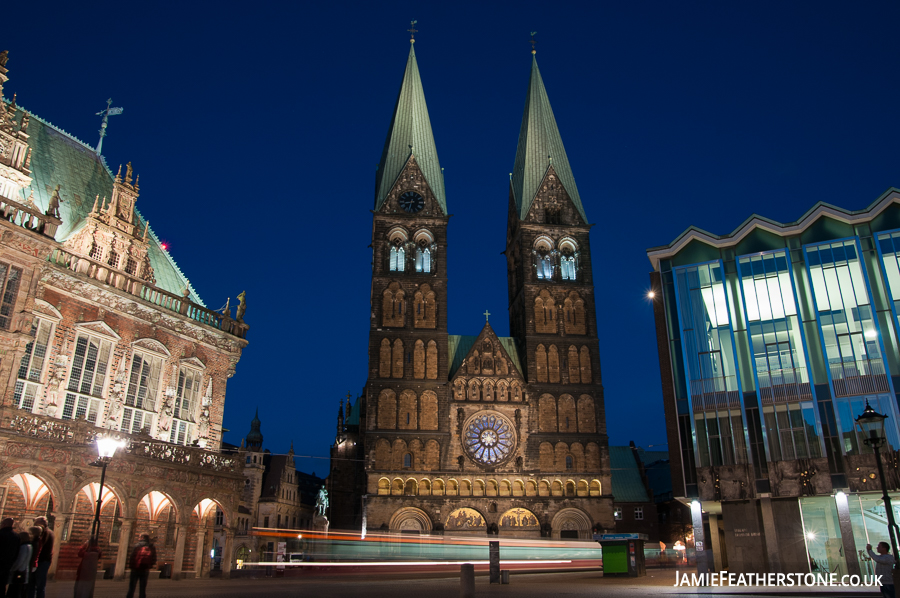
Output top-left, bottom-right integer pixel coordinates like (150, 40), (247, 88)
(403, 453), (412, 468)
(559, 238), (578, 281)
(533, 237), (555, 281)
(389, 242), (406, 272)
(413, 230), (435, 274)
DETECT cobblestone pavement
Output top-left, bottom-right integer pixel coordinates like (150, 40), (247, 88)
(40, 569), (878, 598)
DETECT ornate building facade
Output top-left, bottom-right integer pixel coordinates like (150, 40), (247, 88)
(329, 41), (614, 540)
(0, 51), (248, 578)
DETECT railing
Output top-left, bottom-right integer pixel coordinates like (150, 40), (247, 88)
(0, 407), (241, 473)
(0, 193), (61, 239)
(829, 359), (890, 398)
(757, 367), (813, 404)
(690, 376), (743, 412)
(48, 247), (248, 339)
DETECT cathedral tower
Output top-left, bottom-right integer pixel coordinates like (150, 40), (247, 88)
(505, 51), (613, 530)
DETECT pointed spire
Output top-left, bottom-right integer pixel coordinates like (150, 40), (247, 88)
(115, 164), (122, 183)
(374, 39), (446, 214)
(89, 194), (99, 216)
(511, 53), (587, 222)
(246, 407), (263, 450)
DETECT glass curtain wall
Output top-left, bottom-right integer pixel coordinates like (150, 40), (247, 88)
(804, 239), (899, 455)
(737, 251), (822, 461)
(674, 261), (749, 467)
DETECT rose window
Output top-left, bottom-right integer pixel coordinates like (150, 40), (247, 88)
(463, 413), (515, 465)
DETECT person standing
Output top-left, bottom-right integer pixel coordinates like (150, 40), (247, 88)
(126, 534), (156, 598)
(0, 519), (20, 595)
(867, 542), (896, 598)
(7, 531), (33, 598)
(28, 518), (52, 598)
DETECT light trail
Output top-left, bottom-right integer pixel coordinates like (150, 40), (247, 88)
(251, 560), (574, 567)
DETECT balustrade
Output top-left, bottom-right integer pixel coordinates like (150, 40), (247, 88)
(0, 193), (61, 238)
(829, 358), (890, 397)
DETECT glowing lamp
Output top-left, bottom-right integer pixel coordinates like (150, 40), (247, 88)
(806, 532), (816, 540)
(297, 534), (303, 539)
(856, 400), (888, 444)
(865, 330), (878, 339)
(96, 436), (125, 459)
(647, 291), (656, 299)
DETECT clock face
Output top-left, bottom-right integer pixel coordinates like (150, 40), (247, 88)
(399, 191), (425, 213)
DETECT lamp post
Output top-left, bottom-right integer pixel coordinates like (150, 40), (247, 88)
(855, 401), (900, 561)
(90, 436), (125, 542)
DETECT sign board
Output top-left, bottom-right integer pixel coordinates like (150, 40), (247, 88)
(277, 542), (286, 570)
(593, 533), (650, 541)
(489, 541), (500, 584)
(695, 541), (704, 552)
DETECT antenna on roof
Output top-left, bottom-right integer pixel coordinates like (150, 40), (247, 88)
(95, 98), (123, 155)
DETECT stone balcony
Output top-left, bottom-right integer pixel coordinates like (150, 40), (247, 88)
(0, 192), (61, 238)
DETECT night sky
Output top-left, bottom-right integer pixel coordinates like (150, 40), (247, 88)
(5, 2), (900, 475)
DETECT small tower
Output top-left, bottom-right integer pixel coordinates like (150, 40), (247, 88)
(246, 408), (263, 451)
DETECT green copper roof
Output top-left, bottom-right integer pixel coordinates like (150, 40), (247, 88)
(448, 334), (523, 379)
(14, 105), (205, 306)
(511, 56), (586, 222)
(374, 42), (446, 214)
(609, 446), (650, 503)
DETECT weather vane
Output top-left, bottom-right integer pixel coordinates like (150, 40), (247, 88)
(408, 20), (418, 42)
(95, 98), (123, 155)
(530, 32), (537, 54)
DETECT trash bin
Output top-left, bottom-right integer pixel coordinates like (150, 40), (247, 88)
(594, 533), (648, 577)
(159, 563), (172, 579)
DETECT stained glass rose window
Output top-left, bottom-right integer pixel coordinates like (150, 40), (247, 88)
(463, 412), (515, 465)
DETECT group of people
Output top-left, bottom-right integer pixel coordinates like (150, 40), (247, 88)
(0, 516), (53, 598)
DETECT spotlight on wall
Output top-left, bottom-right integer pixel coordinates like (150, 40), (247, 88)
(807, 532), (816, 541)
(647, 291), (656, 299)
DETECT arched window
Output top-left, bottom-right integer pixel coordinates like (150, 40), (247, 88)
(566, 455), (574, 470)
(415, 246), (431, 273)
(389, 241), (406, 272)
(559, 239), (578, 281)
(533, 237), (555, 280)
(403, 453), (412, 468)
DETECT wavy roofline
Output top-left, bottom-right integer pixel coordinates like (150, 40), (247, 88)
(646, 187), (900, 271)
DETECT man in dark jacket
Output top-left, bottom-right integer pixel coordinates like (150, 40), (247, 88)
(126, 534), (157, 598)
(31, 516), (52, 598)
(0, 518), (20, 594)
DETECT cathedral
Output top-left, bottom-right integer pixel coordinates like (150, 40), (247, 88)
(329, 38), (614, 539)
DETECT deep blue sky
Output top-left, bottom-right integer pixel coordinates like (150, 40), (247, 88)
(5, 1), (900, 474)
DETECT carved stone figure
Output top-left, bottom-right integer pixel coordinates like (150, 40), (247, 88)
(315, 486), (329, 517)
(47, 185), (62, 219)
(236, 291), (246, 322)
(158, 394), (174, 433)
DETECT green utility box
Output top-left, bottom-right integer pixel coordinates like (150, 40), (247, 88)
(594, 533), (648, 577)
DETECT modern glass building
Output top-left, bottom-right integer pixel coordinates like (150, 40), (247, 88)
(647, 189), (900, 575)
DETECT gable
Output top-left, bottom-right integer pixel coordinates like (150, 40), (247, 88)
(378, 154), (445, 218)
(179, 356), (207, 370)
(521, 165), (586, 226)
(449, 324), (524, 381)
(73, 320), (121, 340)
(132, 337), (170, 356)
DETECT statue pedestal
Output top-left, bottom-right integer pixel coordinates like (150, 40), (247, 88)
(313, 515), (329, 533)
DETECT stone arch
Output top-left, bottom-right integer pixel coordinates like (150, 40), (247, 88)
(499, 507), (540, 529)
(468, 379), (481, 402)
(132, 337), (171, 357)
(499, 480), (511, 497)
(534, 290), (557, 334)
(459, 480), (471, 496)
(414, 340), (425, 379)
(554, 442), (569, 471)
(390, 507), (433, 533)
(473, 480), (485, 497)
(590, 480), (602, 496)
(512, 481), (524, 497)
(538, 481), (550, 497)
(558, 395), (576, 433)
(426, 340), (438, 379)
(391, 478), (404, 495)
(586, 442), (601, 471)
(409, 439), (423, 470)
(525, 480), (537, 496)
(419, 479), (431, 496)
(567, 346), (580, 383)
(571, 442), (585, 471)
(486, 480), (498, 497)
(403, 479), (418, 496)
(191, 496), (227, 527)
(497, 379), (509, 402)
(535, 344), (548, 383)
(420, 391), (438, 430)
(0, 469), (63, 521)
(548, 345), (560, 383)
(375, 438), (391, 469)
(539, 442), (554, 472)
(577, 395), (596, 433)
(453, 379), (465, 401)
(377, 389), (397, 429)
(580, 346), (592, 383)
(414, 284), (436, 329)
(433, 479), (445, 496)
(563, 291), (586, 335)
(483, 380), (494, 402)
(398, 390), (417, 430)
(577, 480), (589, 497)
(511, 381), (522, 402)
(379, 339), (391, 378)
(447, 479), (459, 496)
(565, 480), (576, 497)
(392, 339), (404, 379)
(424, 439), (440, 470)
(391, 439), (408, 470)
(382, 282), (405, 327)
(445, 507), (486, 531)
(551, 508), (593, 539)
(377, 478), (391, 495)
(551, 481), (563, 496)
(539, 394), (557, 432)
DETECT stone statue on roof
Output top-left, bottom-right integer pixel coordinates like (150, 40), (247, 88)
(46, 185), (62, 219)
(0, 51), (8, 68)
(236, 290), (246, 322)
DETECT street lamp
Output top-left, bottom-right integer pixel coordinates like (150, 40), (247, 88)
(855, 401), (900, 562)
(90, 436), (125, 542)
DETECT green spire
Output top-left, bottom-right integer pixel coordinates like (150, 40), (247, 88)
(511, 55), (586, 222)
(374, 42), (446, 214)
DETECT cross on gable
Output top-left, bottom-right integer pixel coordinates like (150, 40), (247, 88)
(484, 310), (491, 322)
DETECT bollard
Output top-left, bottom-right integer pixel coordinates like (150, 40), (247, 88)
(501, 569), (510, 584)
(460, 563), (475, 598)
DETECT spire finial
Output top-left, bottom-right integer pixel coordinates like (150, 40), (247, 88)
(484, 309), (491, 322)
(408, 20), (418, 43)
(530, 31), (537, 55)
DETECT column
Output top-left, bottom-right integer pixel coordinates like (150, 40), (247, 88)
(835, 491), (861, 577)
(222, 530), (234, 579)
(48, 511), (63, 580)
(690, 500), (709, 578)
(114, 519), (135, 580)
(759, 496), (780, 573)
(171, 524), (188, 580)
(193, 527), (208, 578)
(707, 514), (722, 571)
